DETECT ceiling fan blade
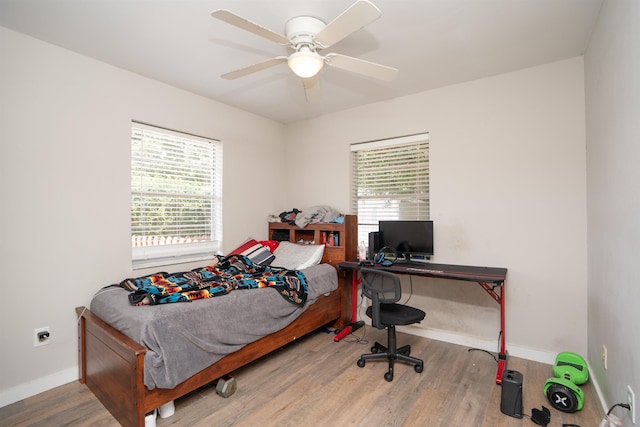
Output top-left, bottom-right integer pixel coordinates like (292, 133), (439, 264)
(325, 53), (398, 81)
(314, 0), (382, 48)
(221, 56), (288, 80)
(303, 75), (322, 102)
(211, 10), (290, 45)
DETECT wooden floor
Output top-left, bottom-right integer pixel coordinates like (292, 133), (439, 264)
(1, 327), (603, 426)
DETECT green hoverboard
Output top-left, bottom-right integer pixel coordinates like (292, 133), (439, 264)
(543, 352), (588, 413)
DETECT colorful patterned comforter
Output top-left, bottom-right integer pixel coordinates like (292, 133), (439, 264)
(120, 255), (307, 306)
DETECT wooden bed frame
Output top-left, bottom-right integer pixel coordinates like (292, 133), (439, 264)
(76, 217), (356, 427)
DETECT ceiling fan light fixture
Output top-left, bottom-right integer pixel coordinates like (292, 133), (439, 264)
(288, 48), (324, 78)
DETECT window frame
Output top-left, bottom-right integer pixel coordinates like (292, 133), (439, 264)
(350, 133), (430, 247)
(130, 121), (222, 269)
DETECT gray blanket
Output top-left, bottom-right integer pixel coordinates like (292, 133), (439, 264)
(294, 205), (341, 228)
(90, 263), (337, 390)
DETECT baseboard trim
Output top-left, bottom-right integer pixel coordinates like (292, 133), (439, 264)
(399, 325), (558, 365)
(586, 360), (609, 415)
(0, 367), (78, 408)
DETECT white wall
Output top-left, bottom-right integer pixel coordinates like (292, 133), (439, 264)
(0, 24), (599, 410)
(585, 0), (640, 414)
(285, 58), (588, 362)
(0, 27), (286, 407)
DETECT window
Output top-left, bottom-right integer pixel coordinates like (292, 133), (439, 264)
(131, 122), (222, 269)
(350, 133), (430, 246)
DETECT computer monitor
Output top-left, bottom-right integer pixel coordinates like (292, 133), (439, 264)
(378, 220), (434, 261)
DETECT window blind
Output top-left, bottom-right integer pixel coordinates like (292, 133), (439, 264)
(131, 122), (222, 269)
(350, 133), (429, 245)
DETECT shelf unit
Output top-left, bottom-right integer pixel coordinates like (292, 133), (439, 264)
(268, 214), (357, 268)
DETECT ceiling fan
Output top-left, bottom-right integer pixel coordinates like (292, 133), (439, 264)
(211, 0), (398, 101)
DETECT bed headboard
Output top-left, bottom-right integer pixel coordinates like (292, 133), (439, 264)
(268, 214), (357, 268)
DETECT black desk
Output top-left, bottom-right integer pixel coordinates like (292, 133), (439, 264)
(337, 260), (508, 384)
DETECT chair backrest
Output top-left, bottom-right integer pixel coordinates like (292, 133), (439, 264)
(360, 267), (402, 329)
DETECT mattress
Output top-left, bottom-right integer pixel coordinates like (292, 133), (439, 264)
(90, 263), (338, 389)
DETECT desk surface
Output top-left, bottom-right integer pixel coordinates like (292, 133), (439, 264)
(338, 260), (507, 284)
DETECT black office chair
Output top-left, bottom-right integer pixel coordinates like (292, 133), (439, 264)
(356, 267), (426, 381)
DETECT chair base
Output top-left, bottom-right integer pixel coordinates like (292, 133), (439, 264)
(356, 325), (424, 382)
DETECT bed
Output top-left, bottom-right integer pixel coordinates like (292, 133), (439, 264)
(76, 219), (354, 427)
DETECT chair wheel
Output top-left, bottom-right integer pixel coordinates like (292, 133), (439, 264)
(384, 372), (393, 382)
(357, 359), (365, 368)
(371, 346), (379, 353)
(415, 363), (423, 373)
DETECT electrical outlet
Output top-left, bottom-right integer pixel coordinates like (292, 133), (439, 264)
(602, 344), (607, 369)
(34, 327), (50, 347)
(628, 385), (636, 424)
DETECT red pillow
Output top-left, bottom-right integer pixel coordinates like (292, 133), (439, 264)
(228, 239), (275, 266)
(259, 240), (280, 253)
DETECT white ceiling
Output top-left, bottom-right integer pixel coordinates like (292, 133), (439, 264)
(0, 0), (603, 124)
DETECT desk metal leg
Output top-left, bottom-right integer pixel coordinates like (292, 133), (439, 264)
(496, 282), (509, 385)
(496, 282), (507, 384)
(478, 280), (507, 384)
(334, 271), (364, 342)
